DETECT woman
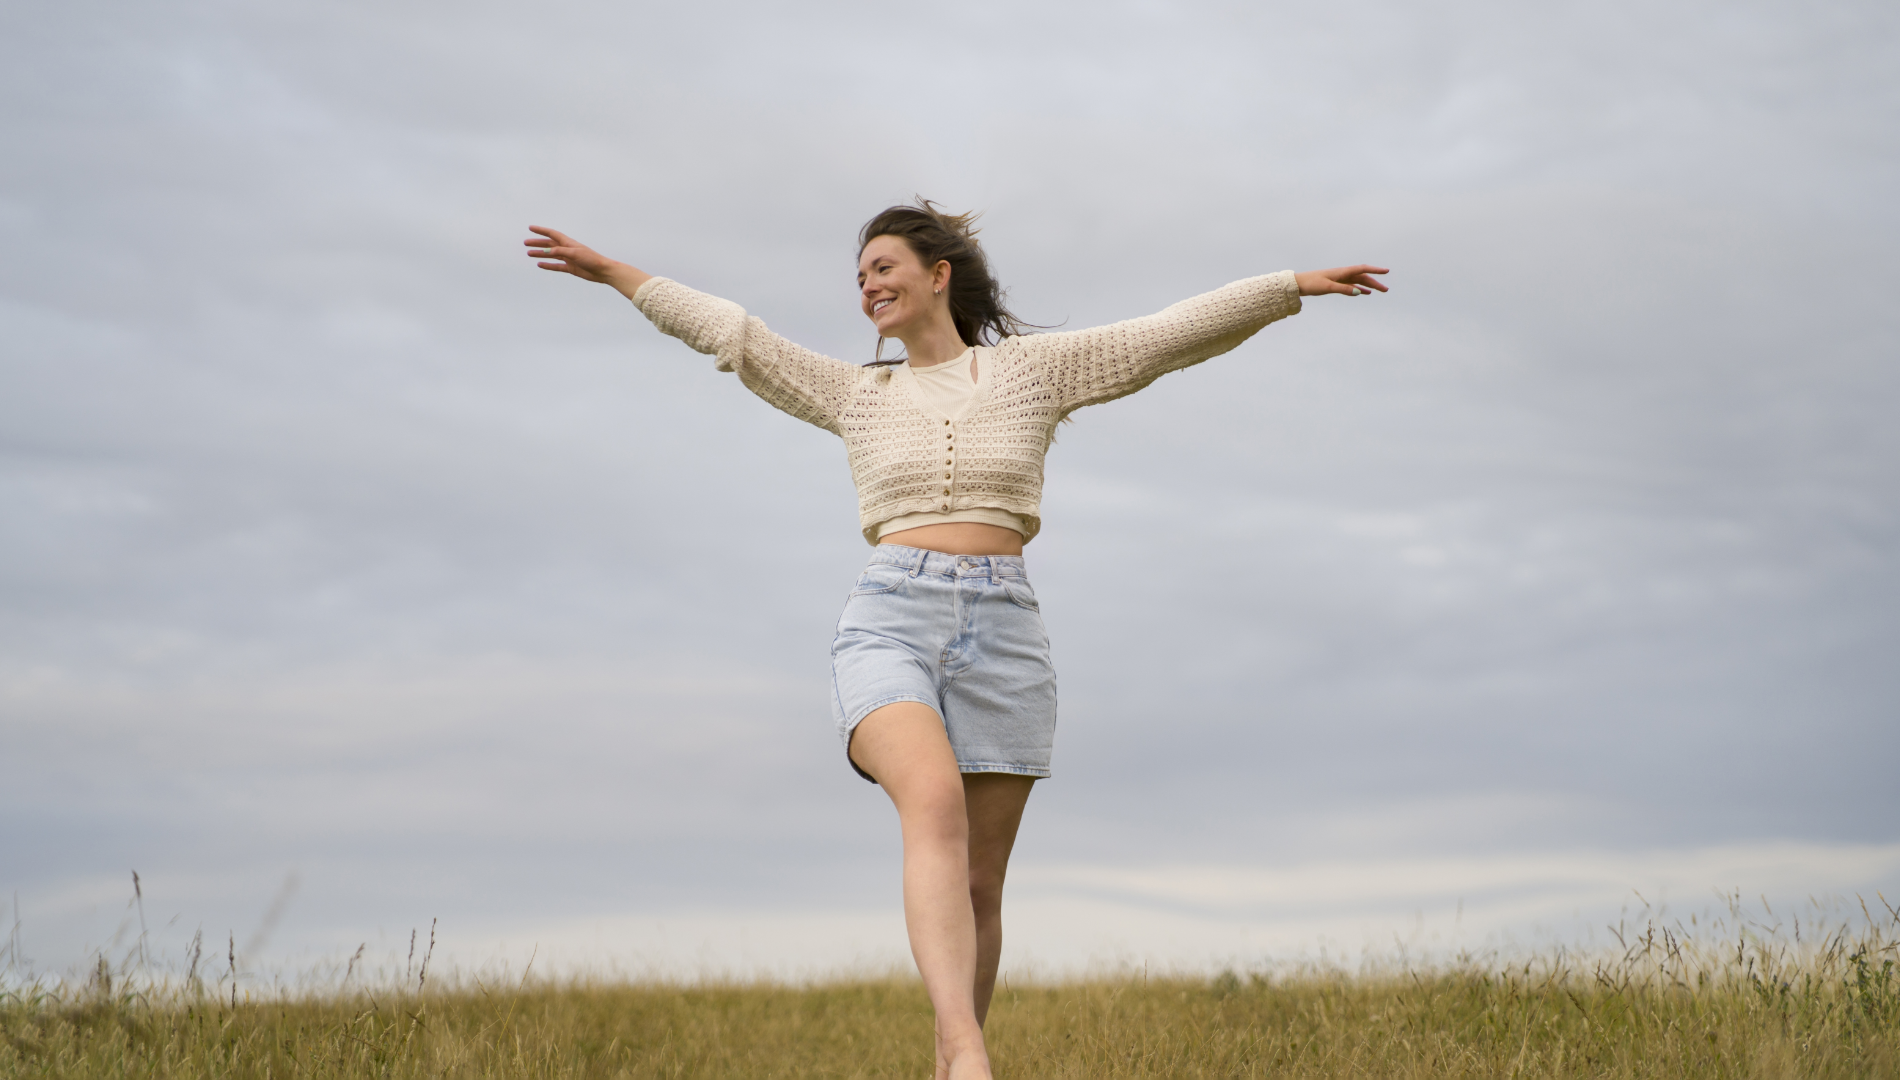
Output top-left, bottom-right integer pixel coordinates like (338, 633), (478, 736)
(525, 202), (1386, 1079)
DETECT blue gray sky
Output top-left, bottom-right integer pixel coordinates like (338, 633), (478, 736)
(4, 0), (1896, 979)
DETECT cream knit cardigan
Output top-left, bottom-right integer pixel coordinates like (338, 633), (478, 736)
(631, 271), (1302, 544)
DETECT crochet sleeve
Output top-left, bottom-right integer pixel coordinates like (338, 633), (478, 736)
(1028, 271), (1302, 415)
(632, 277), (858, 433)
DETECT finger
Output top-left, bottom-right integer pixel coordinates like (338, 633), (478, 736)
(530, 226), (583, 251)
(1329, 265), (1389, 295)
(533, 241), (590, 261)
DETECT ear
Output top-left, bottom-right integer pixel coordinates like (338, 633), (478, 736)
(932, 260), (952, 296)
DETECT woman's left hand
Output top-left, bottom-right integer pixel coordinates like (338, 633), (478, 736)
(1295, 265), (1390, 297)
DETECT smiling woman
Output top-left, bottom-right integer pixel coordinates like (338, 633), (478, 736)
(524, 201), (1386, 1080)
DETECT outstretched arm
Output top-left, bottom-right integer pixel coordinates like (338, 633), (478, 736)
(1037, 264), (1391, 415)
(525, 226), (653, 300)
(524, 224), (859, 433)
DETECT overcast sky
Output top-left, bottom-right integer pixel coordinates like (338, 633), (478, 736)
(4, 0), (1896, 980)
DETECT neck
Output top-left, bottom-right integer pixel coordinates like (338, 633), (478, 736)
(897, 317), (969, 368)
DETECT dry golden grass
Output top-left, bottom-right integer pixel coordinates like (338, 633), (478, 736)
(4, 901), (1895, 1078)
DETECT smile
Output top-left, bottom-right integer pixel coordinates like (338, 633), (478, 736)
(872, 299), (894, 315)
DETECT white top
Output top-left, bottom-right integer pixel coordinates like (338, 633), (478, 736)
(908, 348), (983, 419)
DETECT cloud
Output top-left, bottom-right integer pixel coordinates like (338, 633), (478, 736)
(2, 0), (1895, 973)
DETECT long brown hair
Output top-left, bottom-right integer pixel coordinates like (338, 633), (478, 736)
(858, 199), (1039, 363)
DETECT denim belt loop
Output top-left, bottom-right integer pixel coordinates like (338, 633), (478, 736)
(988, 558), (999, 588)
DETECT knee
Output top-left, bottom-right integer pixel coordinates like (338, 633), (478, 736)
(900, 781), (969, 845)
(968, 867), (1006, 918)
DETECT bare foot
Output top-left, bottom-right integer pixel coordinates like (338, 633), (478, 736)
(939, 1037), (991, 1080)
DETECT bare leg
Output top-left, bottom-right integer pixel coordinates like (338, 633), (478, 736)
(850, 702), (992, 1080)
(964, 773), (1035, 1026)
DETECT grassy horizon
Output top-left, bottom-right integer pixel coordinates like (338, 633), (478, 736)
(4, 899), (1896, 1078)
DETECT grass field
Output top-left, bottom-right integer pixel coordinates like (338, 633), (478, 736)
(4, 900), (1895, 1078)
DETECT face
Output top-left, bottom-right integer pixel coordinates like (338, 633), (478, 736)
(858, 234), (949, 339)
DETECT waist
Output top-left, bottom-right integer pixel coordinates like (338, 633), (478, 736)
(876, 521), (1024, 557)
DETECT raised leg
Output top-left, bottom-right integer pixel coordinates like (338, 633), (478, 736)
(963, 773), (1035, 1026)
(849, 702), (992, 1080)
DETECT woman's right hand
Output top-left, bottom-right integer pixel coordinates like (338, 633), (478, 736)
(525, 226), (652, 298)
(1295, 265), (1389, 297)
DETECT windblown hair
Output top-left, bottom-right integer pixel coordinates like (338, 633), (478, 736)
(858, 199), (1039, 363)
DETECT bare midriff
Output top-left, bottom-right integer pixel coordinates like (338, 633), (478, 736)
(879, 521), (1025, 557)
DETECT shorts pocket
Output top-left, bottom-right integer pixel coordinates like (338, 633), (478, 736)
(850, 565), (910, 596)
(1001, 579), (1040, 610)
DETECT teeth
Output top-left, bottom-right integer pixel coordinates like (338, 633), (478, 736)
(873, 299), (893, 314)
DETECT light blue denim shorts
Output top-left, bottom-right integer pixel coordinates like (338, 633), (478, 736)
(831, 545), (1057, 783)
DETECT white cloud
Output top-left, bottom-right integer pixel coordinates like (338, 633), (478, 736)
(2, 0), (1894, 975)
